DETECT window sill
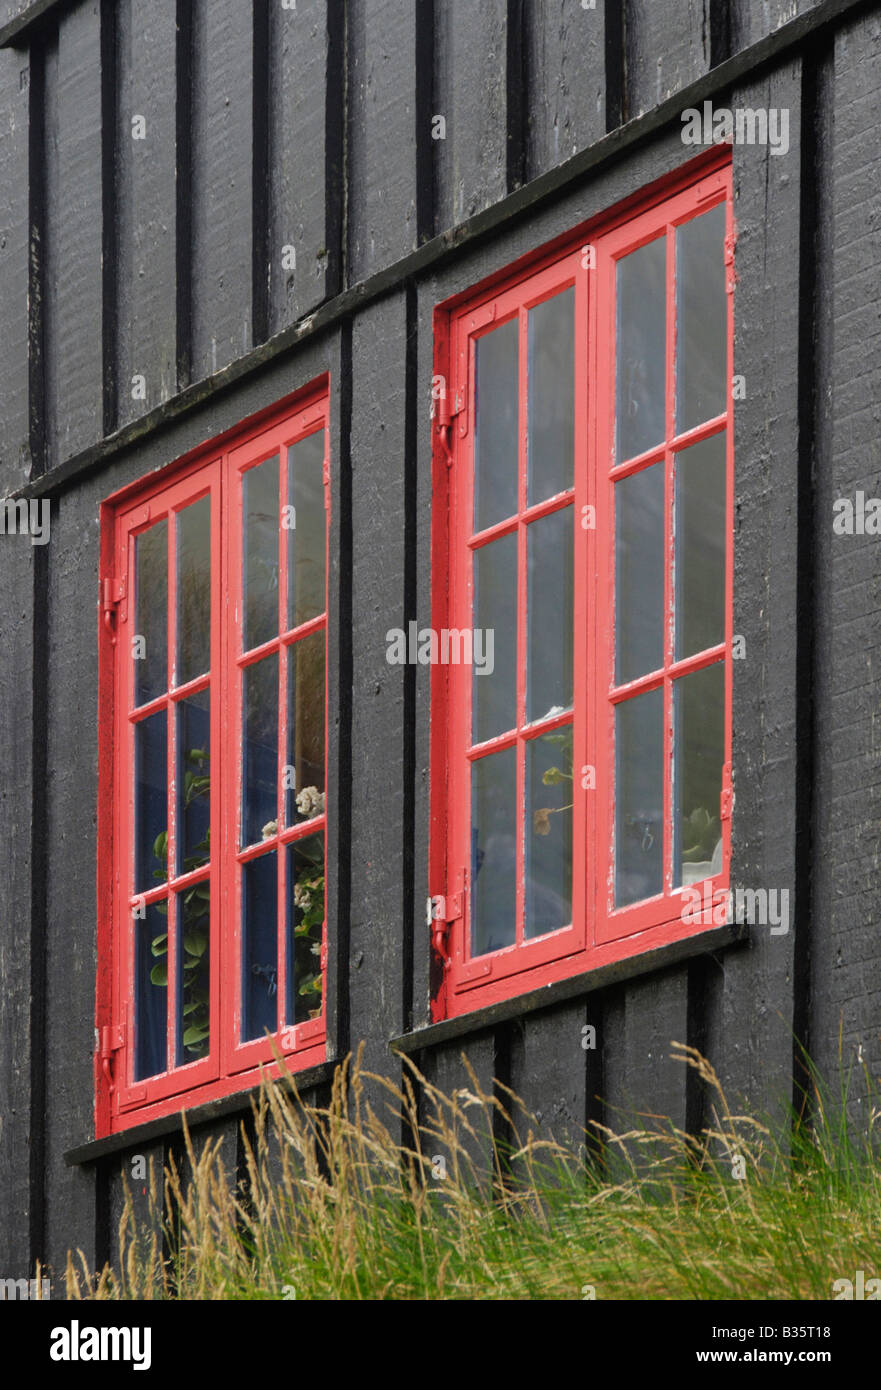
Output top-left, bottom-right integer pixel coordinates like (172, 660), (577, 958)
(391, 921), (748, 1055)
(65, 1058), (339, 1167)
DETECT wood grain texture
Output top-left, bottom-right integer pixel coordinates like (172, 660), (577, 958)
(433, 0), (509, 228)
(526, 0), (605, 177)
(0, 46), (30, 490)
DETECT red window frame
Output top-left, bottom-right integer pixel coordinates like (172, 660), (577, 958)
(96, 384), (330, 1136)
(430, 157), (734, 1020)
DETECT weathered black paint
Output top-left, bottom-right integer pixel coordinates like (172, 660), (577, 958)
(0, 0), (879, 1291)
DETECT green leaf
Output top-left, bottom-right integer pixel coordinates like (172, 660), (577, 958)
(150, 963), (168, 987)
(150, 934), (168, 957)
(153, 831), (168, 860)
(542, 766), (566, 786)
(183, 1024), (210, 1046)
(184, 931), (208, 958)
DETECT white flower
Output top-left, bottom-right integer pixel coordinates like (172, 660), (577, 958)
(293, 882), (312, 910)
(310, 942), (322, 956)
(295, 785), (325, 819)
(261, 819), (278, 839)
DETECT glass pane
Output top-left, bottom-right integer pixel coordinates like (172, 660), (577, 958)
(615, 687), (664, 908)
(286, 834), (325, 1026)
(527, 505), (573, 722)
(616, 235), (666, 462)
(134, 709), (168, 894)
(474, 318), (519, 531)
(674, 662), (724, 888)
(675, 432), (726, 660)
(676, 203), (727, 434)
(176, 690), (210, 875)
(176, 496), (211, 685)
(242, 851), (278, 1042)
(525, 729), (573, 938)
(175, 882), (210, 1065)
(135, 901), (168, 1081)
(243, 454), (280, 651)
(473, 532), (517, 744)
(287, 432), (326, 628)
(615, 462), (664, 684)
(471, 748), (517, 956)
(242, 654), (279, 848)
(528, 287), (574, 505)
(285, 631), (325, 827)
(134, 518), (168, 705)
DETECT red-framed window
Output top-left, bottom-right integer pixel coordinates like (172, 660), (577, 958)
(96, 385), (330, 1134)
(430, 158), (734, 1019)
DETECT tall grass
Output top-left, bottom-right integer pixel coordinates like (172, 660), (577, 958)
(64, 1042), (881, 1300)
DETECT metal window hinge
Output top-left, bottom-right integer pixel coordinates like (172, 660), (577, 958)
(100, 1022), (125, 1091)
(427, 874), (464, 961)
(437, 389), (466, 466)
(102, 576), (126, 644)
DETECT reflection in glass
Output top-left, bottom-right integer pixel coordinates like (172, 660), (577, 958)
(615, 462), (664, 684)
(615, 687), (664, 907)
(134, 708), (167, 894)
(242, 654), (278, 847)
(675, 432), (726, 660)
(473, 532), (517, 744)
(135, 518), (168, 705)
(243, 455), (280, 651)
(285, 632), (325, 826)
(674, 662), (724, 888)
(176, 496), (211, 684)
(175, 883), (210, 1065)
(676, 203), (726, 434)
(471, 748), (517, 955)
(474, 318), (519, 530)
(527, 506), (573, 721)
(176, 690), (210, 875)
(616, 236), (666, 462)
(525, 729), (573, 938)
(286, 834), (325, 1026)
(287, 432), (326, 628)
(242, 851), (277, 1042)
(134, 901), (168, 1081)
(528, 288), (574, 505)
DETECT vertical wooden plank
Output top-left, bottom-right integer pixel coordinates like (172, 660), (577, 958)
(625, 0), (709, 120)
(268, 0), (340, 332)
(106, 1140), (166, 1289)
(347, 0), (418, 282)
(734, 1), (819, 50)
(434, 0), (509, 229)
(418, 1034), (498, 1189)
(622, 968), (689, 1132)
(115, 0), (178, 426)
(526, 0), (605, 178)
(810, 14), (881, 1098)
(347, 292), (408, 1095)
(44, 0), (105, 465)
(0, 46), (31, 490)
(509, 1002), (589, 1153)
(190, 0), (254, 380)
(0, 543), (35, 1276)
(710, 63), (802, 1130)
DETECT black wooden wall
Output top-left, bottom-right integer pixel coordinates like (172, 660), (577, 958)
(1, 0), (879, 1289)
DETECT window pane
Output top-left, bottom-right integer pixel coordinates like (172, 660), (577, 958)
(286, 834), (325, 1026)
(675, 431), (726, 660)
(473, 532), (517, 743)
(676, 203), (727, 434)
(175, 883), (210, 1065)
(616, 235), (666, 462)
(285, 632), (325, 827)
(527, 505), (573, 721)
(471, 748), (517, 956)
(287, 432), (326, 628)
(674, 662), (724, 888)
(474, 318), (519, 531)
(528, 287), (574, 505)
(135, 901), (169, 1081)
(134, 518), (168, 705)
(176, 496), (211, 684)
(134, 708), (167, 894)
(615, 462), (664, 684)
(243, 454), (280, 651)
(615, 687), (663, 907)
(525, 729), (573, 938)
(242, 653), (279, 848)
(176, 690), (210, 875)
(242, 851), (278, 1042)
